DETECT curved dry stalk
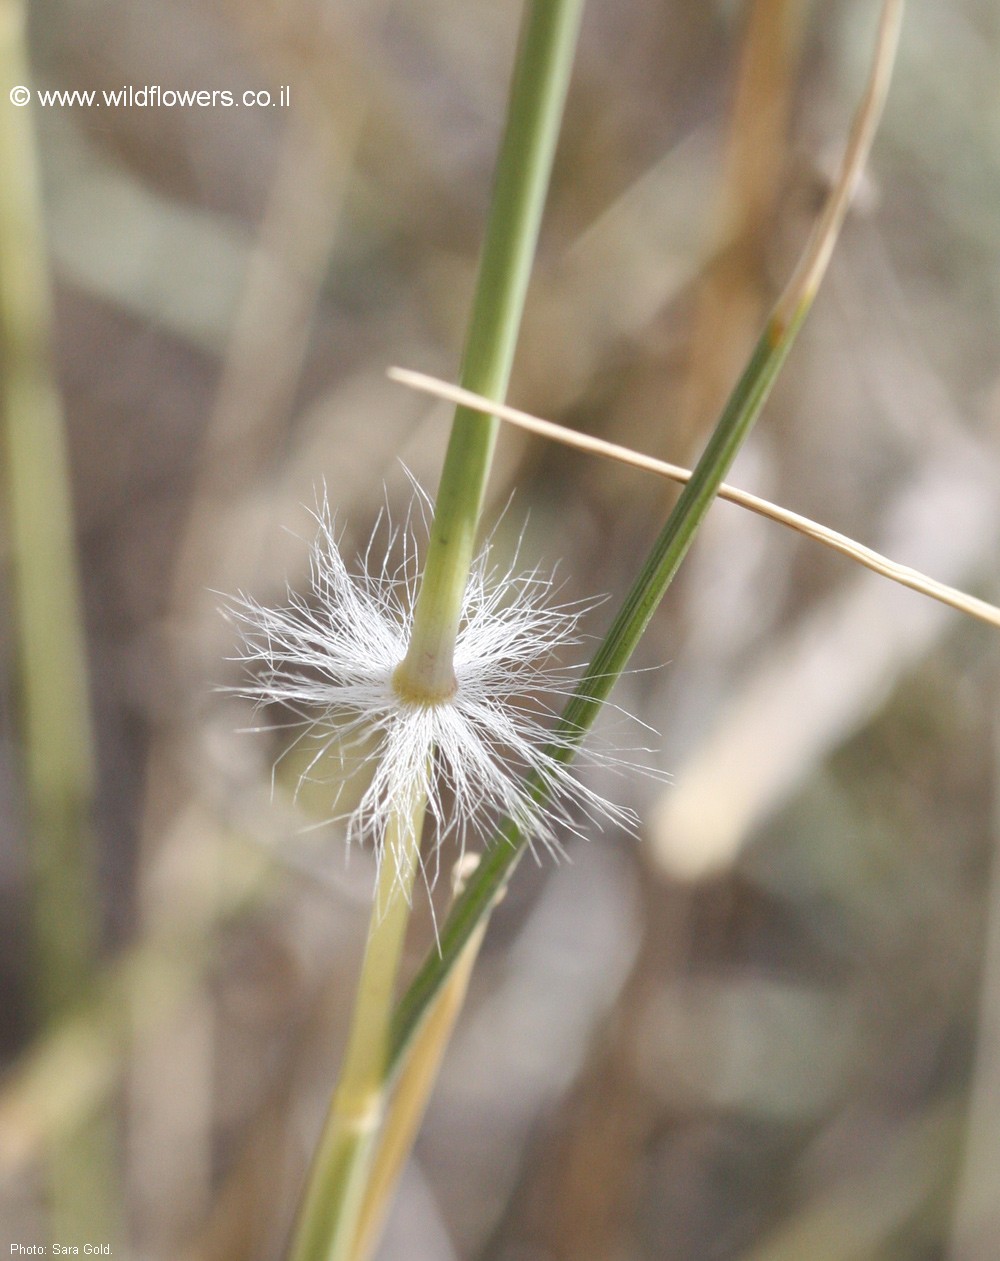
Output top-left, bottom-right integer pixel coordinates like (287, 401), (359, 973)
(773, 0), (904, 331)
(388, 367), (1000, 634)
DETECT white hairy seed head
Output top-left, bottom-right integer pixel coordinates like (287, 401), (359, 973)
(226, 499), (638, 888)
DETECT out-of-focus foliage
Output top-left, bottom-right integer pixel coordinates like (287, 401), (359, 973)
(2, 1), (999, 1258)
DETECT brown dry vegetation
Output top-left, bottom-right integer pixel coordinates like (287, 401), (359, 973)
(2, 2), (1000, 1258)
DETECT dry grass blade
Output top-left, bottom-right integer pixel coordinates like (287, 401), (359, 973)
(773, 0), (904, 330)
(349, 855), (493, 1261)
(388, 367), (1000, 633)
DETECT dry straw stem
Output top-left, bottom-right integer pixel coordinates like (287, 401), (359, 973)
(349, 855), (493, 1261)
(288, 785), (426, 1261)
(773, 0), (903, 332)
(388, 368), (1000, 634)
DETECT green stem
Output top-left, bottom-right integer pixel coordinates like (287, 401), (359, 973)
(349, 857), (490, 1261)
(288, 794), (425, 1261)
(0, 0), (98, 1022)
(289, 4), (585, 1257)
(389, 315), (800, 1068)
(396, 0), (585, 699)
(0, 0), (116, 1240)
(390, 0), (904, 1075)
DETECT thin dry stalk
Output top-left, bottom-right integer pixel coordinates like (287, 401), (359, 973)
(389, 368), (1000, 634)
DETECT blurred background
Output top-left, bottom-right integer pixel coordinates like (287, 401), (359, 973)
(2, 0), (1000, 1257)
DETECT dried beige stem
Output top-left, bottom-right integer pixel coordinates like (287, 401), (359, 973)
(388, 367), (1000, 634)
(772, 0), (905, 331)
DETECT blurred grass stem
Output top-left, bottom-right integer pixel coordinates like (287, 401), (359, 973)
(676, 0), (805, 454)
(0, 0), (117, 1240)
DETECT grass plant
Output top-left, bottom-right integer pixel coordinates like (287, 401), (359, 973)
(390, 0), (905, 1075)
(280, 4), (587, 1258)
(229, 2), (914, 1258)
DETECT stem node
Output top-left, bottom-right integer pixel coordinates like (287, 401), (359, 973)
(392, 657), (458, 706)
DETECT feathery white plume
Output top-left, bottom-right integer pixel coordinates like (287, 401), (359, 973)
(227, 496), (638, 886)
